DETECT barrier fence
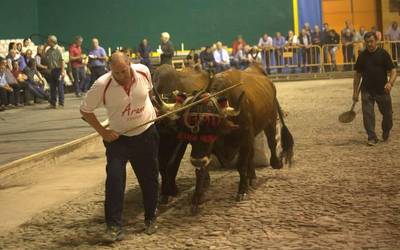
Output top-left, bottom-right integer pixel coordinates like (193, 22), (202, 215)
(259, 41), (400, 74)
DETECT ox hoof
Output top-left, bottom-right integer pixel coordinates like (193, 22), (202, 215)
(191, 205), (200, 215)
(236, 193), (248, 201)
(271, 163), (283, 169)
(249, 178), (258, 189)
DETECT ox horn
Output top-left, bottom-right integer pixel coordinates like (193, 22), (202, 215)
(221, 91), (245, 117)
(182, 89), (208, 131)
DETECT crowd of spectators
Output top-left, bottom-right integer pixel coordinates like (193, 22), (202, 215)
(0, 20), (399, 112)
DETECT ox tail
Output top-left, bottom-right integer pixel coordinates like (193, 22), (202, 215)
(276, 99), (294, 166)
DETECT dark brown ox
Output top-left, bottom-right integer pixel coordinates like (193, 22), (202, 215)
(152, 65), (212, 204)
(156, 64), (294, 213)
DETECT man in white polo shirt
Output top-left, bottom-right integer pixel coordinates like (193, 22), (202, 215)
(80, 52), (159, 241)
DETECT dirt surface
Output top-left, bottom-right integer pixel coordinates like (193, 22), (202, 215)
(0, 78), (399, 249)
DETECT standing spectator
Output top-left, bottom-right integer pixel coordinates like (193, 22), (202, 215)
(353, 32), (397, 145)
(137, 38), (152, 70)
(80, 52), (160, 240)
(258, 33), (273, 74)
(354, 26), (367, 54)
(303, 22), (312, 36)
(385, 21), (400, 64)
(371, 26), (382, 41)
(69, 36), (85, 97)
(311, 25), (323, 72)
(213, 41), (230, 72)
(298, 28), (312, 73)
(322, 23), (331, 71)
(285, 30), (299, 72)
(273, 32), (286, 73)
(44, 35), (65, 109)
(199, 46), (216, 72)
(160, 32), (174, 65)
(88, 37), (108, 90)
(231, 35), (247, 56)
(326, 29), (340, 71)
(342, 28), (355, 71)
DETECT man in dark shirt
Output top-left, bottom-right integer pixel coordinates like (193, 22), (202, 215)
(353, 32), (397, 145)
(160, 32), (174, 65)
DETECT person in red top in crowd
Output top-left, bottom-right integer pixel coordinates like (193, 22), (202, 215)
(231, 35), (247, 56)
(69, 36), (86, 97)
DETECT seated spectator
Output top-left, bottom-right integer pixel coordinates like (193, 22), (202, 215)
(6, 49), (27, 71)
(185, 49), (201, 70)
(11, 60), (31, 105)
(35, 45), (48, 75)
(21, 38), (35, 56)
(23, 60), (49, 102)
(88, 37), (107, 89)
(8, 42), (17, 53)
(232, 35), (247, 56)
(137, 38), (152, 70)
(16, 43), (23, 55)
(213, 41), (230, 73)
(199, 46), (216, 72)
(24, 49), (35, 66)
(0, 59), (22, 107)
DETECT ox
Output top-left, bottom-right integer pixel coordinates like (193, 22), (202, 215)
(154, 64), (294, 213)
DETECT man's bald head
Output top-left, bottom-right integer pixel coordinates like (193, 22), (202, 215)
(110, 52), (132, 86)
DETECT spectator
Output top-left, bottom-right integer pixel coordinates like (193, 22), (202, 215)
(23, 60), (49, 102)
(273, 32), (286, 73)
(285, 30), (299, 72)
(6, 49), (27, 71)
(385, 21), (400, 64)
(24, 49), (35, 66)
(16, 43), (23, 55)
(326, 29), (340, 71)
(69, 36), (85, 97)
(199, 46), (216, 72)
(298, 28), (312, 73)
(8, 42), (17, 52)
(0, 59), (18, 110)
(371, 26), (382, 41)
(43, 35), (65, 109)
(35, 45), (49, 76)
(311, 25), (323, 72)
(303, 22), (312, 36)
(160, 32), (174, 65)
(232, 44), (249, 70)
(185, 49), (201, 70)
(10, 60), (29, 106)
(247, 46), (261, 64)
(213, 41), (230, 73)
(322, 23), (331, 70)
(258, 33), (273, 73)
(88, 37), (108, 89)
(137, 38), (152, 70)
(21, 38), (35, 56)
(232, 35), (247, 56)
(342, 28), (355, 71)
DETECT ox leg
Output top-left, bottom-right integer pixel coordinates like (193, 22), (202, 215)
(265, 123), (283, 169)
(159, 132), (187, 204)
(236, 142), (252, 201)
(191, 167), (209, 215)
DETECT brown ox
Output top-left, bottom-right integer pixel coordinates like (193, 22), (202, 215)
(156, 64), (294, 213)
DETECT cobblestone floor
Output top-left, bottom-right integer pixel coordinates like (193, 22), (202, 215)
(0, 79), (399, 249)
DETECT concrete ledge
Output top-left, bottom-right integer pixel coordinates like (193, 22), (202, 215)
(0, 132), (103, 178)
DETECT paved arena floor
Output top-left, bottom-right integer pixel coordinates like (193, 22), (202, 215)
(0, 94), (107, 166)
(0, 78), (399, 249)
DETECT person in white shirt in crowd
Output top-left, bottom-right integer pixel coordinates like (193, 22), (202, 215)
(80, 52), (159, 241)
(258, 33), (273, 74)
(213, 41), (230, 72)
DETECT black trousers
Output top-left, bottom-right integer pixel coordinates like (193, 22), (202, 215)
(103, 125), (160, 227)
(361, 91), (393, 140)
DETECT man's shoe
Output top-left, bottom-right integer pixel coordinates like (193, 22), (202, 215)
(46, 104), (56, 109)
(367, 138), (378, 146)
(144, 218), (158, 235)
(58, 104), (64, 108)
(105, 226), (124, 242)
(382, 131), (390, 142)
